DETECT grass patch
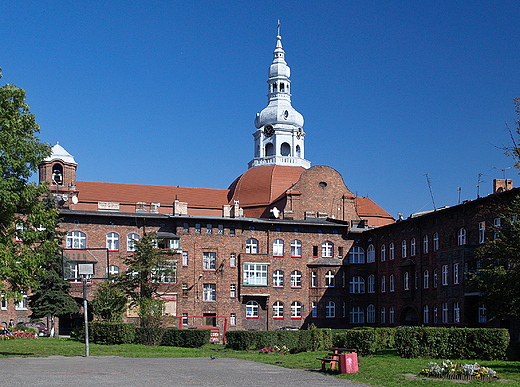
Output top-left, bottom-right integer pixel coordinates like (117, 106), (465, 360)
(1, 338), (519, 386)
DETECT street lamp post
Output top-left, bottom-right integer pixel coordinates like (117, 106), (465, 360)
(78, 263), (94, 357)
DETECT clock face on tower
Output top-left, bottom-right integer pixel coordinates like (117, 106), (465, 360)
(264, 125), (274, 137)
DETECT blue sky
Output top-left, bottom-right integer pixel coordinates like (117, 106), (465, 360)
(3, 0), (519, 219)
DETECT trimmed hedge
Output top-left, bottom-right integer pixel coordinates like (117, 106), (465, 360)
(134, 327), (166, 346)
(394, 327), (510, 360)
(332, 328), (396, 356)
(161, 328), (210, 348)
(89, 322), (136, 345)
(225, 329), (332, 353)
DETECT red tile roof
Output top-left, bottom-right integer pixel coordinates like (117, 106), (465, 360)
(355, 196), (395, 226)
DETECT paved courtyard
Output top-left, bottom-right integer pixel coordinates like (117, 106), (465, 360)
(0, 356), (369, 387)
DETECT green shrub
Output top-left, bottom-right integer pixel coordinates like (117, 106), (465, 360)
(161, 328), (210, 348)
(135, 327), (166, 346)
(333, 328), (379, 357)
(89, 321), (136, 345)
(395, 327), (510, 360)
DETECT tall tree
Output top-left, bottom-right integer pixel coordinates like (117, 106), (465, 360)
(503, 97), (520, 169)
(117, 232), (177, 344)
(28, 194), (79, 337)
(469, 198), (520, 321)
(0, 67), (59, 299)
(91, 280), (127, 323)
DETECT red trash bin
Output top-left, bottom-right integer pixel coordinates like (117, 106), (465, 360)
(339, 352), (359, 374)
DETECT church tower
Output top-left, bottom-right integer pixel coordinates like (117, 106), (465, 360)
(39, 143), (78, 206)
(249, 28), (310, 169)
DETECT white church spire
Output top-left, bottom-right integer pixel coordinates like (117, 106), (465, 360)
(249, 25), (310, 169)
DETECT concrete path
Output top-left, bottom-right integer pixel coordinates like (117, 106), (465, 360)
(0, 356), (369, 387)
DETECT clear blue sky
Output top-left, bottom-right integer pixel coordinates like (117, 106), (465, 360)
(3, 0), (519, 219)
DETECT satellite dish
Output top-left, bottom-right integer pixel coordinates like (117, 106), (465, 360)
(71, 196), (78, 204)
(62, 194), (68, 202)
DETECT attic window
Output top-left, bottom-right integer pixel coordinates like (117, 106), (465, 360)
(319, 182), (327, 188)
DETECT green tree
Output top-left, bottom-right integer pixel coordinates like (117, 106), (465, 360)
(469, 197), (520, 321)
(503, 97), (520, 169)
(28, 194), (79, 337)
(0, 67), (59, 300)
(118, 232), (177, 332)
(91, 280), (127, 322)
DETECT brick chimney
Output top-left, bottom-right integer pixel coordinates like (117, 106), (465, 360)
(493, 178), (513, 193)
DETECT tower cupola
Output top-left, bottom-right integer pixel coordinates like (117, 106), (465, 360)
(249, 25), (310, 169)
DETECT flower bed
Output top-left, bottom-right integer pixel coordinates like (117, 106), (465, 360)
(420, 359), (498, 381)
(259, 345), (290, 355)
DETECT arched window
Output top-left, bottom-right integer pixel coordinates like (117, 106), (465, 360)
(246, 238), (258, 254)
(273, 301), (284, 318)
(350, 307), (364, 323)
(326, 301), (335, 318)
(295, 145), (301, 157)
(367, 274), (375, 293)
(433, 269), (438, 288)
(349, 276), (365, 293)
(272, 239), (284, 256)
(367, 304), (375, 323)
(246, 301), (259, 318)
(389, 306), (395, 324)
(423, 235), (429, 254)
(273, 270), (284, 287)
(458, 228), (466, 245)
(433, 233), (439, 251)
(423, 305), (429, 324)
(291, 301), (302, 318)
(291, 240), (302, 257)
(311, 271), (317, 287)
(348, 246), (364, 263)
(290, 270), (302, 287)
(265, 143), (274, 156)
(410, 238), (416, 256)
(381, 276), (386, 293)
(106, 232), (119, 251)
(402, 240), (407, 258)
(381, 244), (386, 261)
(389, 274), (395, 292)
(389, 242), (395, 260)
(312, 301), (318, 318)
(423, 270), (429, 289)
(404, 272), (409, 290)
(381, 307), (386, 324)
(325, 270), (335, 287)
(280, 142), (291, 156)
(127, 233), (139, 252)
(66, 231), (86, 249)
(322, 241), (333, 258)
(367, 244), (375, 263)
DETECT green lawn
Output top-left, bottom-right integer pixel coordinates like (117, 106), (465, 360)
(1, 338), (519, 387)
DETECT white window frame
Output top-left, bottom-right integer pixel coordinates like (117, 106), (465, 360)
(291, 301), (302, 319)
(389, 306), (395, 324)
(182, 251), (188, 266)
(367, 304), (375, 323)
(291, 239), (302, 257)
(106, 232), (119, 251)
(401, 240), (407, 258)
(348, 246), (365, 264)
(311, 271), (317, 287)
(206, 224), (212, 235)
(290, 270), (302, 288)
(326, 301), (335, 318)
(381, 244), (386, 261)
(246, 238), (258, 254)
(433, 269), (438, 288)
(230, 253), (236, 267)
(410, 238), (416, 256)
(350, 306), (364, 323)
(273, 301), (284, 318)
(108, 265), (119, 276)
(272, 239), (284, 256)
(1, 294), (6, 310)
(195, 224), (201, 234)
(478, 304), (487, 323)
(423, 234), (429, 254)
(349, 276), (365, 294)
(454, 302), (460, 323)
(15, 292), (28, 310)
(389, 242), (395, 260)
(381, 307), (386, 324)
(230, 313), (236, 326)
(243, 263), (268, 286)
(453, 263), (460, 285)
(322, 241), (333, 258)
(381, 276), (386, 293)
(325, 270), (335, 287)
(389, 274), (395, 292)
(423, 305), (429, 324)
(152, 261), (177, 284)
(423, 270), (429, 289)
(442, 302), (448, 323)
(127, 233), (139, 252)
(67, 231), (86, 249)
(311, 301), (318, 318)
(479, 221), (485, 244)
(203, 283), (216, 301)
(246, 301), (259, 318)
(367, 274), (375, 293)
(230, 284), (236, 298)
(218, 224), (224, 235)
(442, 264), (448, 286)
(458, 228), (466, 246)
(433, 232), (439, 251)
(203, 252), (216, 270)
(367, 244), (375, 263)
(182, 313), (189, 326)
(273, 270), (284, 287)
